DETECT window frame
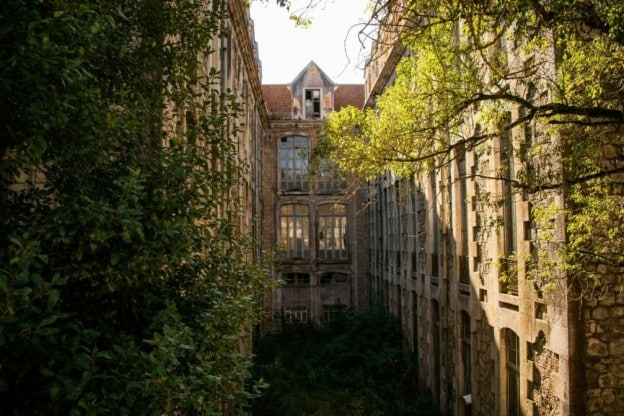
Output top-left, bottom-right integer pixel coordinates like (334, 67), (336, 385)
(282, 272), (310, 286)
(318, 203), (348, 260)
(279, 135), (309, 193)
(505, 329), (520, 416)
(284, 306), (308, 324)
(304, 88), (321, 119)
(280, 203), (310, 259)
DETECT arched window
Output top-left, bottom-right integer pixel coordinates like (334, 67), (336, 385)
(280, 204), (309, 258)
(280, 135), (309, 192)
(505, 328), (520, 416)
(318, 203), (348, 260)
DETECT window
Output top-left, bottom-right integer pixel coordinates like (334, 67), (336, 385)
(305, 89), (321, 118)
(280, 204), (310, 258)
(318, 203), (348, 260)
(505, 329), (520, 416)
(430, 170), (440, 278)
(461, 312), (472, 394)
(322, 304), (346, 323)
(500, 113), (518, 295)
(282, 272), (310, 286)
(280, 135), (309, 192)
(319, 272), (348, 285)
(457, 145), (470, 284)
(432, 300), (441, 407)
(317, 158), (346, 193)
(284, 306), (308, 324)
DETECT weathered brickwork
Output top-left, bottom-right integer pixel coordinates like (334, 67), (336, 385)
(259, 62), (366, 332)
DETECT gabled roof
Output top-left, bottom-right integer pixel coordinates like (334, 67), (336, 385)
(289, 61), (335, 88)
(261, 63), (365, 118)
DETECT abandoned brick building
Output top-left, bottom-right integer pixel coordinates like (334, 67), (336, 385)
(259, 61), (368, 331)
(220, 2), (622, 415)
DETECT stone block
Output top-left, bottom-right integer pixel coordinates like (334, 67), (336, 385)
(610, 306), (624, 318)
(609, 337), (624, 355)
(592, 306), (609, 320)
(598, 373), (615, 388)
(587, 337), (609, 357)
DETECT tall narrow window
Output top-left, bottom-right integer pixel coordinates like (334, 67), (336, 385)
(457, 145), (470, 284)
(506, 329), (520, 416)
(280, 204), (309, 258)
(305, 89), (321, 118)
(461, 312), (472, 395)
(431, 171), (440, 278)
(280, 135), (309, 192)
(432, 300), (441, 408)
(318, 203), (348, 260)
(500, 114), (518, 295)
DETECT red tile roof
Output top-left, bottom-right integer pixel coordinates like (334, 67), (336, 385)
(334, 84), (365, 110)
(262, 85), (292, 119)
(262, 83), (364, 118)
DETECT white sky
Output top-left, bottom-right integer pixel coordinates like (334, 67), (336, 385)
(249, 0), (371, 84)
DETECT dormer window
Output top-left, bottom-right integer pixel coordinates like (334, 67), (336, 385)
(305, 89), (321, 119)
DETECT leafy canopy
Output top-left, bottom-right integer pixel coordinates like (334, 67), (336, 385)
(324, 0), (624, 297)
(1, 1), (267, 414)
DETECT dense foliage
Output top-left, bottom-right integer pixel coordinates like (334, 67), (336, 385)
(1, 1), (267, 414)
(251, 308), (437, 416)
(325, 0), (624, 299)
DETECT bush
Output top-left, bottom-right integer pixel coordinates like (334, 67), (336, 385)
(251, 308), (437, 416)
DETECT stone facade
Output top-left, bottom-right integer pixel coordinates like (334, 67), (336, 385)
(361, 13), (623, 416)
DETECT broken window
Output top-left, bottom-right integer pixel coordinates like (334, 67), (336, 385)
(318, 203), (348, 260)
(305, 89), (321, 118)
(280, 135), (309, 192)
(280, 204), (310, 258)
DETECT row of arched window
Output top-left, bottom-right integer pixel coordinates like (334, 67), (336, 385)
(280, 203), (348, 260)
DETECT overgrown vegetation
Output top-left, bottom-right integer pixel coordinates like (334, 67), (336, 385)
(251, 308), (437, 416)
(1, 1), (267, 414)
(324, 0), (624, 300)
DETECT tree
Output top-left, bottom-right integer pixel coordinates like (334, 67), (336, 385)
(324, 0), (624, 299)
(1, 1), (267, 414)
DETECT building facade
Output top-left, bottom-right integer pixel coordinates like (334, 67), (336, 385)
(259, 62), (367, 331)
(362, 11), (623, 416)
